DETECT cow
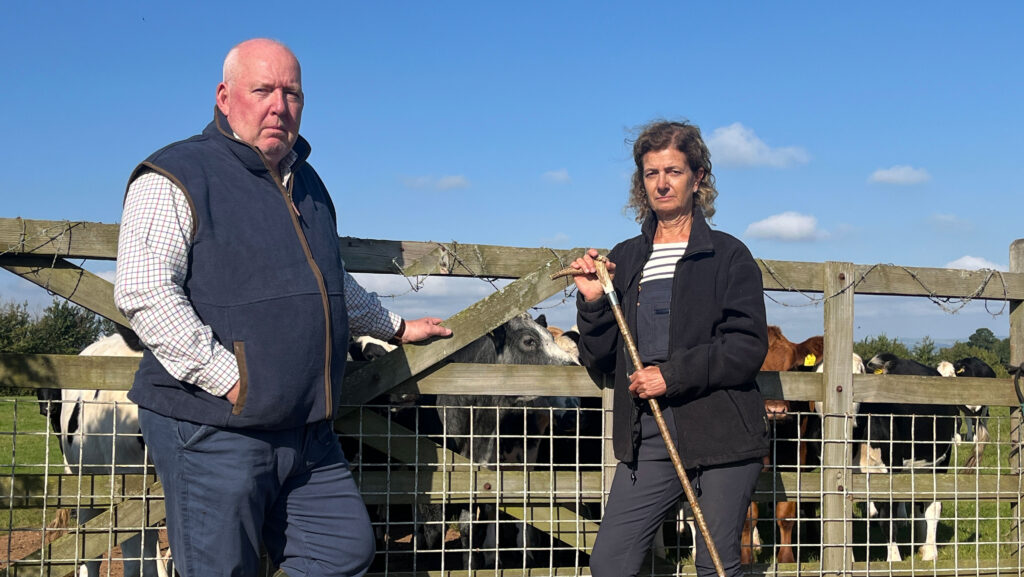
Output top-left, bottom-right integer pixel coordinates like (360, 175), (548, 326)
(856, 353), (960, 562)
(949, 357), (995, 469)
(36, 329), (168, 577)
(666, 327), (829, 565)
(744, 326), (824, 565)
(349, 314), (579, 570)
(411, 313), (580, 569)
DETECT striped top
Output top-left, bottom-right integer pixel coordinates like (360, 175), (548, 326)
(640, 242), (687, 284)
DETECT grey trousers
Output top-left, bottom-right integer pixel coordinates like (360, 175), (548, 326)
(590, 458), (762, 577)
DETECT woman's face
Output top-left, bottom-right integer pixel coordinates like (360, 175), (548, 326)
(642, 148), (703, 221)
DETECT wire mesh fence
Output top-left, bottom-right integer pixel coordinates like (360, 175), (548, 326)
(4, 383), (1024, 576)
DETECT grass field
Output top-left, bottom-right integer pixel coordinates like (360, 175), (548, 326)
(1, 396), (66, 531)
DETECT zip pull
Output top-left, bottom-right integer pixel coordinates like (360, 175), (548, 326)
(286, 192), (302, 217)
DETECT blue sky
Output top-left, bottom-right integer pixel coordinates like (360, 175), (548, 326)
(2, 2), (1021, 342)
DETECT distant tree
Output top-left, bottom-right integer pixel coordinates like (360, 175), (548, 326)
(910, 336), (939, 367)
(1, 298), (112, 395)
(26, 298), (107, 355)
(967, 328), (999, 352)
(854, 334), (911, 364)
(995, 337), (1011, 366)
(0, 300), (33, 353)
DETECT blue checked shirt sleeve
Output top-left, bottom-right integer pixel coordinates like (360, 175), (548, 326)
(344, 272), (403, 341)
(114, 171), (240, 397)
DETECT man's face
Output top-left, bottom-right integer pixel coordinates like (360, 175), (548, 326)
(216, 42), (303, 167)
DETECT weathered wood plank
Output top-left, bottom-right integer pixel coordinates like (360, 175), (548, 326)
(335, 409), (467, 469)
(1008, 238), (1024, 555)
(757, 258), (1024, 300)
(7, 482), (164, 577)
(852, 373), (1021, 406)
(2, 217), (1021, 297)
(821, 261), (856, 573)
(754, 370), (821, 402)
(751, 471), (1022, 502)
(412, 364), (602, 397)
(1, 469), (603, 509)
(0, 218), (119, 260)
(339, 236), (592, 279)
(10, 470), (1020, 511)
(0, 353), (139, 390)
(0, 255), (127, 326)
(1, 473), (159, 509)
(500, 505), (602, 556)
(12, 352), (1019, 408)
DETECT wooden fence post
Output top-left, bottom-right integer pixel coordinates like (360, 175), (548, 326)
(820, 261), (856, 574)
(601, 373), (615, 507)
(1009, 239), (1024, 557)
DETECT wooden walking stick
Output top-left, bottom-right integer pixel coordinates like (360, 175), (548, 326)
(552, 254), (727, 577)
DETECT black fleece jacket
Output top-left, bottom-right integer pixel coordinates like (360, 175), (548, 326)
(577, 209), (770, 468)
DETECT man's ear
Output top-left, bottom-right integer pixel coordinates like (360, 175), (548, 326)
(216, 82), (230, 116)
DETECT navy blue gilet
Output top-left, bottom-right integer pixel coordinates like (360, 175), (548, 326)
(125, 108), (349, 430)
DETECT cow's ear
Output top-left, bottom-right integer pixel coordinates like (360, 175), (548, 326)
(490, 324), (508, 354)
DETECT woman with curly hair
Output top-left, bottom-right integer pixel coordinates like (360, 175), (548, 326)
(569, 120), (770, 577)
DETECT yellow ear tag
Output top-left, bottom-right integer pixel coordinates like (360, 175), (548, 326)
(874, 368), (885, 375)
(803, 354), (817, 367)
(957, 367), (965, 374)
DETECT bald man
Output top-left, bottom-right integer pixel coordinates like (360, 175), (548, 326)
(115, 38), (450, 576)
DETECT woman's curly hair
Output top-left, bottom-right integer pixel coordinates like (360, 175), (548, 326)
(626, 120), (718, 224)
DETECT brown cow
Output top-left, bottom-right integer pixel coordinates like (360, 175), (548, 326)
(741, 326), (823, 565)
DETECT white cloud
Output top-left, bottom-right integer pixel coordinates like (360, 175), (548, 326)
(436, 175), (469, 190)
(928, 213), (973, 233)
(402, 175), (470, 190)
(542, 169), (571, 183)
(944, 255), (1008, 272)
(745, 212), (825, 241)
(869, 165), (931, 185)
(539, 232), (571, 247)
(706, 123), (810, 168)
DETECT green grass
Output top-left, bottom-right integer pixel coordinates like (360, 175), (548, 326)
(1, 396), (66, 531)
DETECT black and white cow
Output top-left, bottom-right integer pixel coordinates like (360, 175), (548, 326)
(950, 357), (995, 469)
(412, 313), (579, 569)
(857, 353), (960, 562)
(36, 329), (167, 577)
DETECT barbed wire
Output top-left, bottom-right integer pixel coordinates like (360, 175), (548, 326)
(0, 220), (81, 259)
(532, 247), (578, 312)
(0, 219), (95, 304)
(5, 224), (1014, 326)
(373, 242), (580, 313)
(759, 259), (1011, 318)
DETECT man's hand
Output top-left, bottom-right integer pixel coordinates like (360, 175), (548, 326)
(399, 317), (452, 344)
(226, 381), (240, 404)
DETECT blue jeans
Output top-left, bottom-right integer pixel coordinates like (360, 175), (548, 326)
(139, 408), (375, 577)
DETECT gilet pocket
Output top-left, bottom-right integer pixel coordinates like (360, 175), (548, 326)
(232, 341), (249, 416)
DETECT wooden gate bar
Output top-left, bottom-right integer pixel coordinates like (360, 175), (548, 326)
(821, 260), (856, 574)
